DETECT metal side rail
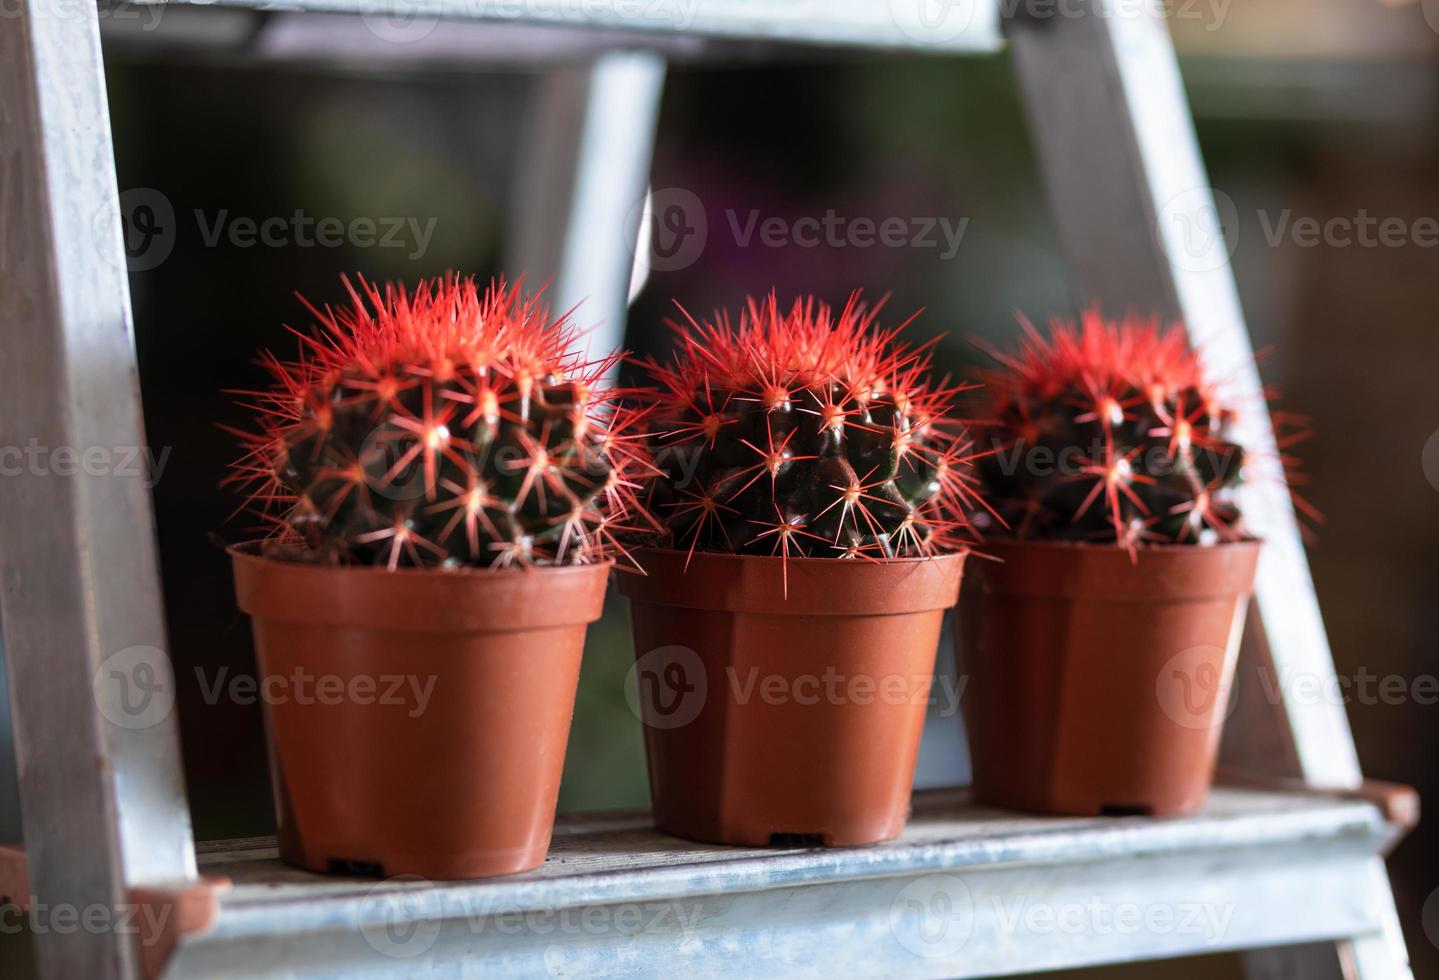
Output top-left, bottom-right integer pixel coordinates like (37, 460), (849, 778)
(162, 787), (1409, 979)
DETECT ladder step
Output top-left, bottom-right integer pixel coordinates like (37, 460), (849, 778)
(125, 0), (1006, 54)
(166, 787), (1401, 978)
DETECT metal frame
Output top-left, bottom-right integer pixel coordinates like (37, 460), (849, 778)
(167, 788), (1401, 978)
(136, 0), (1005, 53)
(0, 0), (1413, 977)
(506, 50), (667, 362)
(0, 5), (198, 979)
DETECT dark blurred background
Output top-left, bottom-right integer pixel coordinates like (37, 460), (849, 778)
(2, 1), (1436, 975)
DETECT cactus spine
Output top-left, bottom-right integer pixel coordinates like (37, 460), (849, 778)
(640, 294), (983, 580)
(229, 275), (650, 570)
(972, 310), (1306, 549)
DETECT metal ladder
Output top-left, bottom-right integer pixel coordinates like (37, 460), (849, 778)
(0, 1), (1415, 978)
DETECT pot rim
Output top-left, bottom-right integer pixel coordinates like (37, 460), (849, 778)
(973, 537), (1261, 601)
(617, 547), (966, 616)
(976, 537), (1261, 555)
(626, 545), (969, 568)
(227, 540), (615, 579)
(229, 541), (614, 632)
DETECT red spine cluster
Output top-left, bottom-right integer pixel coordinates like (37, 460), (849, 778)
(973, 309), (1308, 549)
(228, 275), (652, 570)
(641, 293), (985, 582)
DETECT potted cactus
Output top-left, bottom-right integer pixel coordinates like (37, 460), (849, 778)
(961, 311), (1282, 816)
(619, 294), (982, 846)
(226, 274), (648, 879)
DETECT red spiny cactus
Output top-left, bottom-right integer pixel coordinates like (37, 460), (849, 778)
(227, 274), (651, 570)
(972, 309), (1307, 550)
(639, 293), (985, 580)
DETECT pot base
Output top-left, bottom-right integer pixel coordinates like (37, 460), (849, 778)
(971, 787), (1205, 819)
(653, 813), (907, 848)
(961, 540), (1260, 820)
(276, 839), (547, 881)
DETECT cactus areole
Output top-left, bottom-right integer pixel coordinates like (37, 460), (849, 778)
(972, 310), (1309, 551)
(229, 275), (649, 571)
(641, 293), (984, 581)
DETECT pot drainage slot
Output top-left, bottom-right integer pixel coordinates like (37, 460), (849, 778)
(769, 833), (826, 847)
(1099, 804), (1154, 817)
(327, 857), (385, 876)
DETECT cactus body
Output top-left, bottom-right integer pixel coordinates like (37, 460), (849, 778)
(230, 276), (648, 569)
(973, 311), (1275, 548)
(642, 294), (982, 572)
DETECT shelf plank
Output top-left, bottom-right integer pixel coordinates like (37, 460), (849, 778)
(127, 0), (1005, 54)
(168, 788), (1399, 978)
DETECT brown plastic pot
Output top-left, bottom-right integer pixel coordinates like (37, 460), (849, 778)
(958, 539), (1260, 817)
(618, 548), (966, 847)
(229, 544), (610, 880)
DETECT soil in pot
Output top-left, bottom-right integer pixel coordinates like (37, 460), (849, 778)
(230, 545), (610, 880)
(618, 548), (965, 847)
(958, 540), (1260, 817)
